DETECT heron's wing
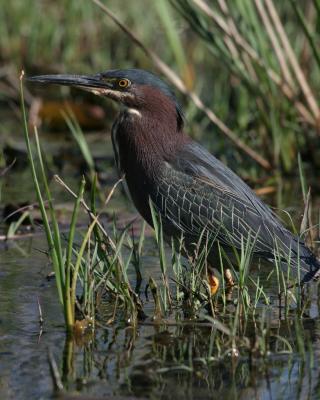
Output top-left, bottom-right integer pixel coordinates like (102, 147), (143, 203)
(154, 142), (311, 266)
(175, 142), (277, 220)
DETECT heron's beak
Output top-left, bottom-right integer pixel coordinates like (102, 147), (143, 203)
(28, 74), (113, 94)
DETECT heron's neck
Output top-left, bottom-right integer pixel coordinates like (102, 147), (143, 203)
(115, 108), (189, 175)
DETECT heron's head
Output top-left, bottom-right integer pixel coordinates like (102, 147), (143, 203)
(29, 68), (184, 130)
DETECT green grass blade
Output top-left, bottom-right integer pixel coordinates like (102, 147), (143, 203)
(20, 72), (63, 304)
(298, 153), (307, 202)
(65, 176), (86, 329)
(63, 110), (95, 172)
(34, 128), (65, 291)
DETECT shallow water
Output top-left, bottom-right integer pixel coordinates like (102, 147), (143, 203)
(1, 232), (320, 399)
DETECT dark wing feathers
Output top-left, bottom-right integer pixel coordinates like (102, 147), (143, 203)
(175, 142), (277, 219)
(156, 163), (275, 255)
(152, 141), (318, 280)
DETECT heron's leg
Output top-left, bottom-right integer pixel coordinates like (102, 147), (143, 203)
(224, 268), (234, 287)
(206, 266), (234, 296)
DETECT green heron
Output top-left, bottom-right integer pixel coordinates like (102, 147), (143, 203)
(29, 68), (320, 290)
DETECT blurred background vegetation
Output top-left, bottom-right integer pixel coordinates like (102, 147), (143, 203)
(1, 0), (320, 198)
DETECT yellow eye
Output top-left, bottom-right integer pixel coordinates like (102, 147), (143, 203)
(118, 78), (130, 88)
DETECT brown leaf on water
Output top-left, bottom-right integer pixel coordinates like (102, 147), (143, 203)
(254, 186), (276, 196)
(29, 98), (106, 130)
(74, 317), (94, 346)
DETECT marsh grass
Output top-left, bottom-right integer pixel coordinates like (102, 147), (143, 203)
(171, 0), (320, 170)
(22, 71), (72, 330)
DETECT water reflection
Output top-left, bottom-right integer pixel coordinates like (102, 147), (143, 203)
(52, 316), (320, 400)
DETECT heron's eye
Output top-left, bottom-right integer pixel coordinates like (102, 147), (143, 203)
(117, 78), (130, 88)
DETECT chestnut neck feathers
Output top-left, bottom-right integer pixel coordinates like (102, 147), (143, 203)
(115, 85), (189, 176)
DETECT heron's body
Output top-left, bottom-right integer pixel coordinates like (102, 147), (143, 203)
(29, 68), (320, 284)
(113, 103), (318, 282)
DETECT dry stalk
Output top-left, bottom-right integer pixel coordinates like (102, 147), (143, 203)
(54, 174), (123, 254)
(254, 0), (295, 88)
(192, 0), (315, 125)
(264, 0), (320, 124)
